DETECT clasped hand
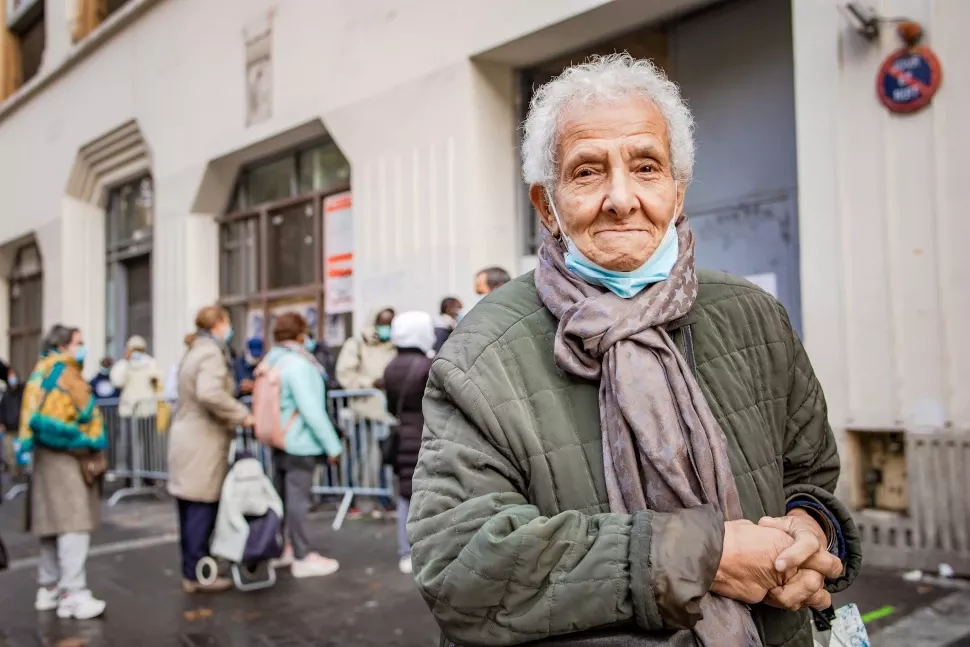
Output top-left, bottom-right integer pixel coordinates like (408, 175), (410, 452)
(711, 510), (842, 612)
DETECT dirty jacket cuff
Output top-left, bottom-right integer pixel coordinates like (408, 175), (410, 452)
(629, 505), (724, 631)
(784, 484), (862, 594)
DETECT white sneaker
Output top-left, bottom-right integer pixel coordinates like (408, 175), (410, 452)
(398, 556), (413, 574)
(290, 553), (339, 579)
(56, 590), (106, 620)
(35, 586), (59, 611)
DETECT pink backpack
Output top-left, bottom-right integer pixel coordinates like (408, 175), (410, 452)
(251, 356), (298, 450)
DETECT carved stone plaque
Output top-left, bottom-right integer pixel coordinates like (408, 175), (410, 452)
(244, 11), (274, 126)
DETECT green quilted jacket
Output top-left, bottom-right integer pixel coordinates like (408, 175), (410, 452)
(409, 270), (862, 647)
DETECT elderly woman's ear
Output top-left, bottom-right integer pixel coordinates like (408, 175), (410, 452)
(530, 184), (559, 237)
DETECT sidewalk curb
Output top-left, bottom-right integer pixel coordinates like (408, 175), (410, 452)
(5, 533), (178, 571)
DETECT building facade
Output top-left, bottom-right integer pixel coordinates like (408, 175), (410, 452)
(0, 0), (968, 564)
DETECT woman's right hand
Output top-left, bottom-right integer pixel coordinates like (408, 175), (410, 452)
(710, 519), (796, 604)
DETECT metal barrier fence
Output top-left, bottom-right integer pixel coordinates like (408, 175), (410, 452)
(99, 398), (171, 506)
(2, 389), (395, 529)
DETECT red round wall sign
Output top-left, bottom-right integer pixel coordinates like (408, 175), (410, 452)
(877, 46), (943, 113)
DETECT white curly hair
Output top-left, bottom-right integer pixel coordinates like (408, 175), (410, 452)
(521, 53), (695, 188)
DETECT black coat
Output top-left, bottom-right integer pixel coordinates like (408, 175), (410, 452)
(383, 348), (432, 499)
(0, 384), (23, 432)
(312, 342), (341, 391)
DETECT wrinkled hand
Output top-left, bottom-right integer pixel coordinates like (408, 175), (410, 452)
(711, 520), (796, 604)
(759, 510), (843, 611)
(242, 414), (255, 428)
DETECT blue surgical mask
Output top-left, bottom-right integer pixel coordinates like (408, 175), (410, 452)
(547, 188), (679, 299)
(131, 351), (144, 361)
(224, 326), (234, 344)
(303, 337), (316, 353)
(7, 377), (18, 387)
(375, 325), (392, 342)
(74, 345), (88, 365)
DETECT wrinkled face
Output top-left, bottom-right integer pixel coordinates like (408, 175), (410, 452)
(531, 96), (684, 272)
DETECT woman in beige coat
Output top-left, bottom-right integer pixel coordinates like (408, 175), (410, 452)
(167, 306), (252, 593)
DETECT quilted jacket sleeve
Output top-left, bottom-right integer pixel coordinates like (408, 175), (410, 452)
(408, 357), (724, 646)
(779, 306), (862, 594)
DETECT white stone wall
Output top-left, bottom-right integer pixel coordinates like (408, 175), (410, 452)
(793, 0), (970, 437)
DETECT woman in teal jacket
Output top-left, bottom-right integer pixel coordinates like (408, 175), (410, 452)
(264, 312), (342, 579)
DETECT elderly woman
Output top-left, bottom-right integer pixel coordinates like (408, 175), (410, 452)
(409, 55), (860, 647)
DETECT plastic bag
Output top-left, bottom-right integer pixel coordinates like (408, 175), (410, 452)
(813, 603), (869, 647)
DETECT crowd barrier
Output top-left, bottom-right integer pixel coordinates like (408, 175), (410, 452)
(3, 389), (396, 530)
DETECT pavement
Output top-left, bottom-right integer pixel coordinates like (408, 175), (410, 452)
(2, 490), (970, 646)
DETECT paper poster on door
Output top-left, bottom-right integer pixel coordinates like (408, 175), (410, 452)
(324, 192), (354, 315)
(744, 272), (778, 298)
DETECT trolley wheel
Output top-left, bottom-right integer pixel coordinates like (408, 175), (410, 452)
(240, 562), (261, 578)
(196, 556), (219, 586)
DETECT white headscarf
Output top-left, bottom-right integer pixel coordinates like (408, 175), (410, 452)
(390, 311), (436, 356)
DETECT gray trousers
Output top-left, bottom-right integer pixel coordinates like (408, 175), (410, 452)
(38, 532), (90, 592)
(273, 454), (315, 561)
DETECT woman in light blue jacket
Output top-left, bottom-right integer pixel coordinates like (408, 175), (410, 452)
(264, 312), (342, 579)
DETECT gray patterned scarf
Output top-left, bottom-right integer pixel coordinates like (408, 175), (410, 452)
(534, 215), (760, 646)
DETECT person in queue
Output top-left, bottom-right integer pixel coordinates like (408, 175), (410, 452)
(336, 308), (397, 516)
(432, 297), (462, 353)
(335, 307), (397, 410)
(382, 311), (435, 574)
(110, 335), (161, 418)
(89, 358), (119, 400)
(20, 325), (107, 619)
(409, 54), (860, 647)
(0, 367), (24, 479)
(474, 266), (511, 298)
(262, 312), (343, 578)
(234, 336), (264, 397)
(167, 306), (253, 593)
(111, 335), (162, 484)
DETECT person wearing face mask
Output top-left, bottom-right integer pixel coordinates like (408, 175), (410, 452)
(110, 336), (162, 485)
(433, 297), (462, 353)
(234, 337), (264, 397)
(381, 311), (436, 574)
(335, 308), (397, 424)
(19, 324), (107, 619)
(409, 55), (860, 647)
(0, 369), (25, 479)
(167, 306), (254, 593)
(89, 358), (120, 400)
(260, 312), (343, 578)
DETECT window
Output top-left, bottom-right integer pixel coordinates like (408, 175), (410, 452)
(2, 0), (44, 92)
(70, 0), (133, 43)
(8, 241), (42, 377)
(220, 141), (350, 351)
(105, 175), (154, 358)
(105, 0), (132, 17)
